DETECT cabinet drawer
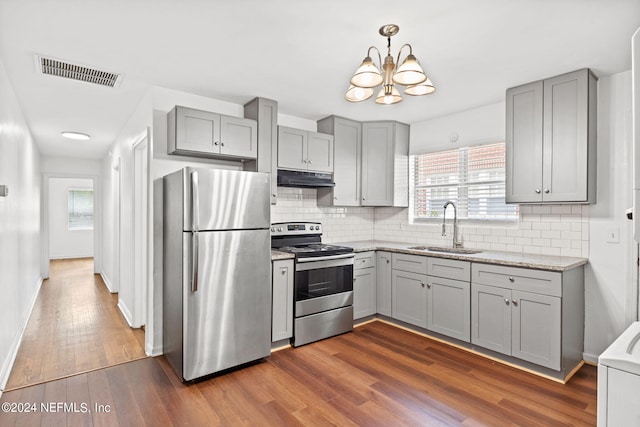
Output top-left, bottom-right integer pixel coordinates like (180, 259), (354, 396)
(392, 253), (427, 274)
(428, 258), (470, 282)
(472, 264), (561, 297)
(354, 251), (376, 270)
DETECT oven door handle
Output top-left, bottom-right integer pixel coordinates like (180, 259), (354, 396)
(296, 253), (355, 263)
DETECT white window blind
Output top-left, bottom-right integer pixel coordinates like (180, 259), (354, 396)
(414, 142), (518, 221)
(68, 189), (94, 230)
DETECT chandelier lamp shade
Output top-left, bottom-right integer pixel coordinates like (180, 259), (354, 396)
(345, 24), (435, 105)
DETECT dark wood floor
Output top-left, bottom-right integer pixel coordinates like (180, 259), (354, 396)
(5, 258), (146, 390)
(1, 321), (597, 426)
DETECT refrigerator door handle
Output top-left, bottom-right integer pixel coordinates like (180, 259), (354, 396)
(191, 171), (200, 231)
(192, 231), (199, 293)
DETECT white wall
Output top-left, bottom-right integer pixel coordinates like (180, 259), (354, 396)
(48, 177), (94, 259)
(0, 58), (41, 395)
(102, 89), (153, 330)
(410, 102), (506, 154)
(584, 70), (635, 361)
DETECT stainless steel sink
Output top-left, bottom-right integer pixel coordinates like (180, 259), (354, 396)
(407, 245), (483, 254)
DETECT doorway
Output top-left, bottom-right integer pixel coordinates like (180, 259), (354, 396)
(48, 177), (94, 261)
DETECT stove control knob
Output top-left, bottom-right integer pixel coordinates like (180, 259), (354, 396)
(315, 226), (320, 230)
(271, 227), (275, 232)
(278, 227), (283, 232)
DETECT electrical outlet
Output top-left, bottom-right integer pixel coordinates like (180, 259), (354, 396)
(606, 227), (620, 243)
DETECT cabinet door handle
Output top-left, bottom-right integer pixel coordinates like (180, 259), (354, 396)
(308, 160), (312, 164)
(512, 299), (518, 306)
(214, 141), (220, 146)
(281, 269), (286, 275)
(504, 298), (510, 305)
(386, 259), (390, 264)
(362, 197), (366, 201)
(508, 276), (515, 283)
(421, 282), (425, 288)
(535, 189), (541, 194)
(544, 188), (550, 194)
(426, 283), (431, 289)
(353, 278), (356, 282)
(221, 142), (225, 147)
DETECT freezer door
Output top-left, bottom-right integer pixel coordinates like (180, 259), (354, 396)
(184, 168), (270, 231)
(183, 229), (271, 380)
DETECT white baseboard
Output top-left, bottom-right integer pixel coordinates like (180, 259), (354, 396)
(117, 300), (135, 328)
(146, 342), (163, 357)
(100, 272), (116, 293)
(0, 277), (43, 397)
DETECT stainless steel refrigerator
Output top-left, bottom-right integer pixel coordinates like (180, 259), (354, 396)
(163, 167), (271, 381)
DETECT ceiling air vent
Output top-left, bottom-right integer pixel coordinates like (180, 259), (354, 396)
(37, 56), (122, 88)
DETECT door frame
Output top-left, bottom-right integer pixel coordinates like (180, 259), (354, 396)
(132, 131), (150, 331)
(41, 172), (102, 279)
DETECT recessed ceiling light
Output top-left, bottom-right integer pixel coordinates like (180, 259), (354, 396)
(61, 131), (90, 140)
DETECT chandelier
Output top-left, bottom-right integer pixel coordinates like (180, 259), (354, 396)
(345, 24), (435, 105)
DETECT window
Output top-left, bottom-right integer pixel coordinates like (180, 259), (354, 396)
(413, 142), (518, 221)
(68, 189), (94, 230)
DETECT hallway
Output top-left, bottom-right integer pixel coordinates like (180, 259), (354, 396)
(5, 258), (146, 391)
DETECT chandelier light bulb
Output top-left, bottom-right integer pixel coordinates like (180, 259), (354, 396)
(345, 85), (374, 102)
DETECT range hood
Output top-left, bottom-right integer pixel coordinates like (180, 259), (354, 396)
(277, 169), (335, 188)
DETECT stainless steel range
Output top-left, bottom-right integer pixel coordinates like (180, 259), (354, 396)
(271, 222), (354, 347)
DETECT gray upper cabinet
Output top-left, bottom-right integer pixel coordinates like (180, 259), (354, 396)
(317, 116), (362, 206)
(244, 97), (278, 205)
(277, 126), (306, 170)
(277, 126), (333, 173)
(362, 121), (409, 207)
(168, 106), (257, 160)
(506, 69), (597, 204)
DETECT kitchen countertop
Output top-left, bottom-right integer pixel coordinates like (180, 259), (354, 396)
(335, 240), (588, 272)
(271, 250), (295, 261)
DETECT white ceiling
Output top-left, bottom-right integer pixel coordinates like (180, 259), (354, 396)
(1, 0), (639, 159)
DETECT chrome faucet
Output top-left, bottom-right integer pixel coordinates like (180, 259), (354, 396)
(442, 201), (463, 248)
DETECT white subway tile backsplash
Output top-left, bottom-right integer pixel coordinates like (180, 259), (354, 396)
(271, 188), (589, 258)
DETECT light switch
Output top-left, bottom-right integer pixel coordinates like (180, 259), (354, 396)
(606, 227), (620, 243)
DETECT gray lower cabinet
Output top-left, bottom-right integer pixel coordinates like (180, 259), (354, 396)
(376, 252), (392, 316)
(426, 275), (470, 342)
(471, 264), (565, 371)
(277, 126), (333, 173)
(167, 105), (257, 160)
(353, 252), (376, 320)
(506, 68), (597, 204)
(272, 259), (294, 342)
(392, 269), (428, 329)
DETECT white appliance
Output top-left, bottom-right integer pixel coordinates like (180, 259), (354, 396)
(597, 26), (640, 427)
(598, 322), (640, 426)
(163, 167), (272, 381)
